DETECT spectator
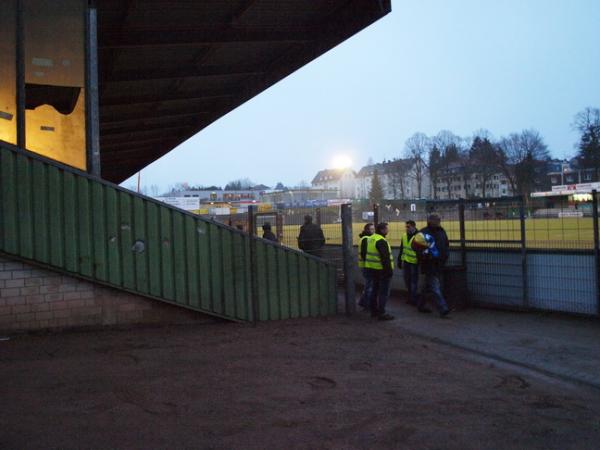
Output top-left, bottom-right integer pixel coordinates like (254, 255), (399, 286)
(417, 214), (450, 318)
(363, 222), (394, 321)
(358, 223), (375, 310)
(262, 222), (278, 242)
(298, 214), (325, 258)
(398, 220), (419, 306)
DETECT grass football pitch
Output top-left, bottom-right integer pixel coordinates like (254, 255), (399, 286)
(273, 218), (595, 250)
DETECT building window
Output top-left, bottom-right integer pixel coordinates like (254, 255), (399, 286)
(0, 0), (17, 145)
(24, 0), (87, 170)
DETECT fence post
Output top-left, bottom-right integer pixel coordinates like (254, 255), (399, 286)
(247, 204), (256, 236)
(373, 203), (379, 226)
(592, 190), (600, 316)
(248, 205), (259, 323)
(316, 207), (322, 226)
(275, 212), (283, 243)
(459, 198), (466, 267)
(519, 196), (529, 309)
(341, 203), (356, 315)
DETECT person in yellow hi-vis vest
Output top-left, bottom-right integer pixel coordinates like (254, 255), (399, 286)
(361, 222), (395, 320)
(397, 220), (419, 306)
(357, 223), (375, 310)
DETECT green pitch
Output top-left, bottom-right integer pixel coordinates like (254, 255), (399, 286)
(272, 218), (595, 250)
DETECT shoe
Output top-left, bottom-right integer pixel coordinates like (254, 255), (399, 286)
(418, 307), (432, 314)
(378, 313), (395, 321)
(440, 309), (451, 318)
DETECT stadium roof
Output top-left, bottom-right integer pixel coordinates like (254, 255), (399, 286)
(97, 0), (392, 183)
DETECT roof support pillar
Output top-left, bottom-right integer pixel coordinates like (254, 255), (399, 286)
(85, 1), (101, 177)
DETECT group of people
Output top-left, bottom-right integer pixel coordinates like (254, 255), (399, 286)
(264, 212), (451, 321)
(261, 215), (326, 255)
(358, 214), (451, 320)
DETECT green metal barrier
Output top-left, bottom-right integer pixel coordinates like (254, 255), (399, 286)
(0, 143), (337, 322)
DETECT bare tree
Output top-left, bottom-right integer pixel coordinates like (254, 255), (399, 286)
(496, 129), (550, 198)
(382, 159), (410, 199)
(149, 184), (160, 197)
(404, 133), (429, 198)
(573, 107), (600, 178)
(225, 178), (255, 190)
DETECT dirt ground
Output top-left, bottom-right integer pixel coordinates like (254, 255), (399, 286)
(1, 315), (600, 450)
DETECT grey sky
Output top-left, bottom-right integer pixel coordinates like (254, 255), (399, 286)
(123, 0), (600, 192)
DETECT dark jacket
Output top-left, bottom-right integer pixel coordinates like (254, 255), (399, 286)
(420, 225), (449, 274)
(360, 234), (393, 279)
(262, 230), (278, 242)
(298, 223), (325, 252)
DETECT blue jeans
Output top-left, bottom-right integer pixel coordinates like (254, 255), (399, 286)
(359, 268), (376, 309)
(420, 272), (449, 313)
(370, 273), (392, 316)
(402, 263), (419, 305)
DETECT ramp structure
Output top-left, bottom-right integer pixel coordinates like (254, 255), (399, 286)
(0, 1), (390, 327)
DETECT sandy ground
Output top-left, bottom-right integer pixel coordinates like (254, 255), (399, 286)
(1, 314), (600, 450)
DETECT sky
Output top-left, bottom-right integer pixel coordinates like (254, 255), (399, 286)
(123, 0), (600, 193)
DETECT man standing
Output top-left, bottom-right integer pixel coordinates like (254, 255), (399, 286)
(297, 214), (325, 258)
(418, 214), (450, 317)
(262, 223), (278, 242)
(363, 222), (395, 321)
(398, 220), (419, 306)
(358, 223), (375, 310)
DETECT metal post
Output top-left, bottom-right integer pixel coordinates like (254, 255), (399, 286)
(315, 207), (321, 226)
(341, 203), (356, 315)
(275, 212), (283, 243)
(459, 199), (466, 268)
(592, 190), (600, 315)
(247, 205), (256, 236)
(373, 203), (379, 226)
(519, 197), (529, 309)
(247, 205), (259, 323)
(16, 0), (25, 148)
(85, 4), (101, 177)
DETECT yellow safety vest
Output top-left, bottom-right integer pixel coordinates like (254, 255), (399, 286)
(364, 234), (394, 270)
(358, 235), (370, 268)
(401, 233), (418, 265)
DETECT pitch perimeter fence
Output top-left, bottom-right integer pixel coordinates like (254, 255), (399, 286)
(211, 194), (600, 317)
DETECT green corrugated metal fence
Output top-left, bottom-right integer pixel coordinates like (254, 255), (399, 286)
(0, 143), (337, 322)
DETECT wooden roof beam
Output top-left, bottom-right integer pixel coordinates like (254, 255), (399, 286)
(107, 64), (263, 83)
(100, 92), (234, 107)
(99, 27), (317, 49)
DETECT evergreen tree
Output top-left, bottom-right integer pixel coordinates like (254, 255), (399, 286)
(368, 169), (384, 205)
(469, 136), (498, 198)
(574, 108), (600, 178)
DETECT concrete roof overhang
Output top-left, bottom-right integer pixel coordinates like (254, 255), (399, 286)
(97, 0), (391, 183)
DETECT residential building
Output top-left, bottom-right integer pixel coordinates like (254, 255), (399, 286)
(311, 168), (356, 198)
(432, 163), (513, 199)
(547, 159), (599, 187)
(355, 159), (431, 200)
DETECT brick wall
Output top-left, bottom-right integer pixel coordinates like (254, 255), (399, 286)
(0, 256), (213, 334)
